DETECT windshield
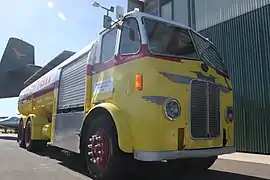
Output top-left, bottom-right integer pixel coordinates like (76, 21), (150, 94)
(143, 18), (198, 59)
(143, 17), (227, 75)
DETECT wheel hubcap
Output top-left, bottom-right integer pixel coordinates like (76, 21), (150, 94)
(87, 129), (110, 169)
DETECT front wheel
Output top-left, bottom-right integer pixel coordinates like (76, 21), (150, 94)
(83, 114), (133, 180)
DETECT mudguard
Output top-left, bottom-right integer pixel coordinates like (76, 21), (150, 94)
(19, 115), (28, 128)
(84, 103), (133, 153)
(27, 114), (49, 140)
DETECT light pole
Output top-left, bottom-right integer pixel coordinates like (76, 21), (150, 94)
(92, 1), (114, 16)
(92, 1), (116, 29)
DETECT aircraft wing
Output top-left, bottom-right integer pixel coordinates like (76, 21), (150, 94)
(6, 64), (41, 74)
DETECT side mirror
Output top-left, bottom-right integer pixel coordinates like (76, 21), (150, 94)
(129, 29), (135, 41)
(103, 15), (112, 29)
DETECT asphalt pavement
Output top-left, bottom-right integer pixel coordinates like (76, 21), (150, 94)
(0, 133), (269, 180)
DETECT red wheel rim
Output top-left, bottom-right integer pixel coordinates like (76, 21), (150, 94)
(87, 129), (110, 169)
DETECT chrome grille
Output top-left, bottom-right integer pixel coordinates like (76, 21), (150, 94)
(190, 80), (220, 139)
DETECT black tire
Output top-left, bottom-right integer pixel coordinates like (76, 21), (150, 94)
(198, 156), (217, 170)
(17, 120), (26, 148)
(24, 120), (47, 152)
(83, 114), (133, 180)
(191, 156), (217, 171)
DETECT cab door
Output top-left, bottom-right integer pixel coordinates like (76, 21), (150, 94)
(84, 41), (98, 112)
(91, 28), (119, 105)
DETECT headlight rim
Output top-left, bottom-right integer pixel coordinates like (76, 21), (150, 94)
(163, 98), (181, 121)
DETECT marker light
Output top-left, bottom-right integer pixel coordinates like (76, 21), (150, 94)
(135, 73), (143, 91)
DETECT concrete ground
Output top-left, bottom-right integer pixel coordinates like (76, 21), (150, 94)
(0, 133), (270, 180)
(219, 152), (270, 165)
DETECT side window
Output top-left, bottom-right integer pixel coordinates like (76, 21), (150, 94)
(119, 18), (141, 55)
(89, 42), (98, 64)
(101, 28), (117, 63)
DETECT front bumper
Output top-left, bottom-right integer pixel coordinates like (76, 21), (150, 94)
(134, 146), (236, 161)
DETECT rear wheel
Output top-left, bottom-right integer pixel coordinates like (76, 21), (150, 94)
(83, 114), (133, 180)
(17, 119), (25, 148)
(24, 120), (47, 152)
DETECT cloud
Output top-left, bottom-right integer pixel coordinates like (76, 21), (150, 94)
(58, 12), (66, 21)
(47, 1), (54, 8)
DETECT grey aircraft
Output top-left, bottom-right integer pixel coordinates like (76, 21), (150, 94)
(0, 37), (76, 99)
(0, 38), (76, 134)
(0, 116), (20, 133)
(0, 37), (41, 98)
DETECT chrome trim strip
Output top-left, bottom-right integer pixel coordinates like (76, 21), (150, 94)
(134, 146), (236, 161)
(141, 96), (169, 105)
(159, 71), (231, 93)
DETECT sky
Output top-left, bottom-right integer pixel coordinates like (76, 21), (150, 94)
(0, 0), (127, 117)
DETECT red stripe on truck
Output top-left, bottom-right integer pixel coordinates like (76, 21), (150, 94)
(19, 44), (183, 104)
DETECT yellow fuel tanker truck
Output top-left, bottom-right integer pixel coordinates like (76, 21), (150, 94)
(17, 7), (235, 180)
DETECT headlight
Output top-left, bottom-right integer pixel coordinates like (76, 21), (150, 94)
(225, 106), (233, 122)
(163, 98), (181, 120)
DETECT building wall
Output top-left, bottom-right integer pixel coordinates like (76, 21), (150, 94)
(127, 0), (270, 30)
(128, 0), (160, 15)
(159, 0), (190, 26)
(128, 0), (139, 12)
(128, 0), (191, 26)
(195, 0), (270, 30)
(199, 4), (270, 154)
(145, 0), (160, 15)
(172, 0), (189, 26)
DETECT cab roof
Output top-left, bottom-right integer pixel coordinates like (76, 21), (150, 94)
(125, 11), (191, 30)
(99, 10), (191, 36)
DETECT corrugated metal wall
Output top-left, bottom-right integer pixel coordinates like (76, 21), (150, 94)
(195, 0), (270, 30)
(173, 0), (189, 26)
(199, 4), (270, 154)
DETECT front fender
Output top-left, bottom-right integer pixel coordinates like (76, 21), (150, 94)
(19, 115), (28, 128)
(85, 103), (133, 153)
